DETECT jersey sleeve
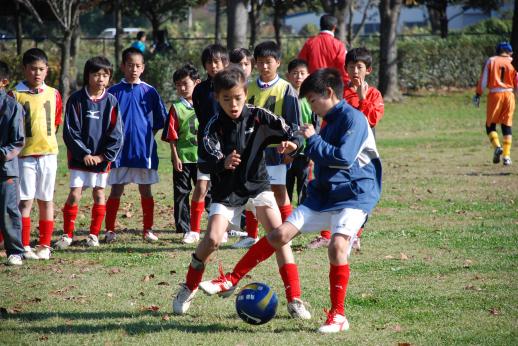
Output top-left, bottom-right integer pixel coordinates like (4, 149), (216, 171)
(161, 105), (180, 142)
(103, 102), (124, 162)
(55, 90), (63, 126)
(281, 84), (302, 130)
(359, 88), (384, 127)
(152, 89), (167, 131)
(255, 107), (304, 156)
(63, 96), (91, 158)
(198, 115), (225, 174)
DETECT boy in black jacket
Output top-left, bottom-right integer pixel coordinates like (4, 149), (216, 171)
(0, 60), (25, 265)
(173, 66), (311, 320)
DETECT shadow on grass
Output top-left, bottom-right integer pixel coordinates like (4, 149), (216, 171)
(465, 172), (513, 177)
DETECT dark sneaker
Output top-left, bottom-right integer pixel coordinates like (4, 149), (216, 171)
(493, 147), (503, 164)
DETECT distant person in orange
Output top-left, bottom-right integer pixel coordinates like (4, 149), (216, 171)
(475, 42), (516, 166)
(298, 14), (348, 83)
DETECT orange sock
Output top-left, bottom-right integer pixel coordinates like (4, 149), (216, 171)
(245, 211), (258, 238)
(105, 197), (120, 232)
(279, 204), (292, 222)
(90, 204), (106, 236)
(190, 201), (205, 233)
(141, 197), (154, 231)
(38, 220), (54, 247)
(62, 204), (78, 238)
(21, 217), (31, 247)
(321, 230), (331, 239)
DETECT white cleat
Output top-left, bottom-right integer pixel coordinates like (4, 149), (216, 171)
(144, 230), (159, 242)
(318, 311), (349, 333)
(172, 283), (198, 315)
(7, 254), (23, 266)
(232, 236), (258, 249)
(287, 298), (312, 320)
(104, 231), (117, 243)
(182, 231), (200, 244)
(86, 234), (100, 247)
(55, 235), (73, 250)
(23, 246), (40, 260)
(228, 229), (247, 238)
(199, 275), (236, 298)
(35, 245), (51, 260)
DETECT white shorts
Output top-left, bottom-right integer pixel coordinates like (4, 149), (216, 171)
(70, 169), (108, 189)
(266, 164), (287, 185)
(108, 167), (159, 185)
(209, 191), (277, 229)
(18, 155), (57, 201)
(197, 168), (211, 181)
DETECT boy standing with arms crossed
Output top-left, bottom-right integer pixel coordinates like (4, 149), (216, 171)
(11, 48), (62, 260)
(105, 47), (167, 242)
(0, 61), (26, 265)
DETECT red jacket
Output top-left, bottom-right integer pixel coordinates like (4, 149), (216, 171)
(298, 31), (348, 82)
(344, 85), (384, 128)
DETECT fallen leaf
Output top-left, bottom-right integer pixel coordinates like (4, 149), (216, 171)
(143, 274), (155, 282)
(463, 259), (473, 268)
(123, 211), (133, 218)
(169, 270), (176, 275)
(465, 284), (482, 291)
(157, 282), (170, 286)
(427, 189), (433, 194)
(489, 308), (500, 315)
(400, 253), (409, 260)
(109, 268), (122, 275)
(38, 335), (49, 341)
(398, 343), (412, 346)
(106, 293), (113, 298)
(142, 305), (160, 312)
(394, 324), (402, 332)
(162, 314), (170, 321)
(384, 255), (394, 259)
(139, 291), (145, 296)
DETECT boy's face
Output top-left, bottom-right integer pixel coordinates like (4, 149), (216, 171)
(287, 66), (309, 90)
(256, 56), (280, 82)
(23, 60), (48, 88)
(88, 69), (111, 92)
(121, 54), (145, 82)
(305, 89), (338, 117)
(346, 61), (371, 85)
(205, 56), (227, 78)
(236, 58), (252, 79)
(216, 84), (247, 120)
(175, 76), (199, 100)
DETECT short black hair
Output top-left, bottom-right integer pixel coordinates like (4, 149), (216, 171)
(288, 59), (308, 73)
(22, 48), (48, 66)
(201, 44), (229, 67)
(0, 60), (9, 80)
(254, 41), (281, 61)
(213, 66), (247, 94)
(320, 14), (338, 31)
(122, 47), (145, 64)
(229, 48), (254, 64)
(83, 56), (113, 87)
(173, 63), (200, 83)
(136, 31), (146, 40)
(345, 47), (372, 69)
(299, 68), (343, 99)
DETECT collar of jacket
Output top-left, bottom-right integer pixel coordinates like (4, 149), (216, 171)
(323, 99), (346, 124)
(218, 105), (251, 125)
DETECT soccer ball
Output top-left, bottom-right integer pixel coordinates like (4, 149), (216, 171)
(235, 282), (278, 325)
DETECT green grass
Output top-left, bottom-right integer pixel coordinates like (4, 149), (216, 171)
(1, 91), (517, 345)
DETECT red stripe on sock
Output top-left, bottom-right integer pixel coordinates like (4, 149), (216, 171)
(38, 220), (54, 247)
(356, 227), (364, 237)
(190, 201), (204, 233)
(321, 230), (331, 239)
(105, 197), (120, 232)
(279, 263), (301, 302)
(22, 217), (31, 247)
(186, 264), (204, 291)
(245, 211), (258, 238)
(229, 237), (276, 285)
(90, 204), (106, 236)
(279, 204), (292, 223)
(329, 264), (350, 315)
(62, 204), (78, 238)
(141, 197), (154, 231)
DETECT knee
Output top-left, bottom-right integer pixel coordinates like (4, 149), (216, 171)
(267, 229), (289, 248)
(204, 234), (221, 252)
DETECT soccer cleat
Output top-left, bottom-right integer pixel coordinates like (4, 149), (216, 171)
(7, 254), (23, 266)
(287, 298), (312, 319)
(172, 283), (198, 315)
(144, 230), (159, 242)
(307, 236), (330, 249)
(228, 229), (248, 238)
(24, 246), (40, 260)
(86, 234), (100, 247)
(493, 147), (503, 164)
(318, 309), (350, 333)
(199, 266), (236, 297)
(55, 235), (73, 250)
(352, 237), (361, 252)
(503, 157), (512, 166)
(182, 231), (200, 244)
(232, 236), (258, 249)
(104, 231), (117, 243)
(34, 245), (51, 260)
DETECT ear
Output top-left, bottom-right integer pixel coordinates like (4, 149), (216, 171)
(365, 66), (372, 76)
(0, 78), (9, 88)
(326, 86), (335, 99)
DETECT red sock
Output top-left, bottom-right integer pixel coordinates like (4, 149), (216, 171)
(62, 204), (78, 238)
(90, 204), (106, 236)
(329, 264), (350, 315)
(245, 211), (258, 238)
(356, 227), (364, 237)
(38, 220), (54, 247)
(190, 201), (205, 233)
(321, 230), (331, 239)
(141, 196), (154, 231)
(105, 197), (120, 232)
(279, 204), (292, 222)
(228, 237), (276, 285)
(279, 263), (301, 302)
(21, 217), (31, 247)
(186, 264), (205, 291)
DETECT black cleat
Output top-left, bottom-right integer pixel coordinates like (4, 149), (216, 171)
(493, 147), (503, 164)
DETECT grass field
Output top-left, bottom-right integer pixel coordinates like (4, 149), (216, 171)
(0, 92), (517, 345)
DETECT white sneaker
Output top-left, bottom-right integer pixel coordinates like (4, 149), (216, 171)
(86, 234), (100, 247)
(232, 236), (258, 249)
(144, 230), (159, 242)
(104, 231), (117, 243)
(7, 254), (23, 266)
(221, 232), (228, 244)
(199, 273), (236, 297)
(318, 310), (349, 333)
(172, 283), (198, 315)
(228, 229), (247, 238)
(24, 246), (40, 260)
(35, 245), (51, 260)
(287, 298), (312, 319)
(55, 235), (73, 250)
(182, 231), (200, 244)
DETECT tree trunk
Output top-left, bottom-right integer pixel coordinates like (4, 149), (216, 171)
(273, 2), (283, 48)
(59, 29), (73, 100)
(114, 0), (123, 68)
(511, 0), (518, 69)
(427, 0), (448, 38)
(346, 1), (353, 46)
(334, 0), (348, 43)
(15, 2), (23, 55)
(70, 23), (81, 90)
(151, 17), (161, 43)
(227, 0), (248, 50)
(248, 0), (263, 49)
(378, 0), (402, 102)
(215, 0), (221, 43)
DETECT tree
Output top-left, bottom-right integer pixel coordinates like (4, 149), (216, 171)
(248, 0), (265, 48)
(227, 0), (248, 50)
(511, 0), (518, 69)
(346, 0), (376, 46)
(215, 0), (222, 43)
(320, 0), (353, 43)
(378, 0), (403, 102)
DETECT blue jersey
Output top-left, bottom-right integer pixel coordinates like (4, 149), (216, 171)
(108, 79), (167, 170)
(303, 100), (382, 213)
